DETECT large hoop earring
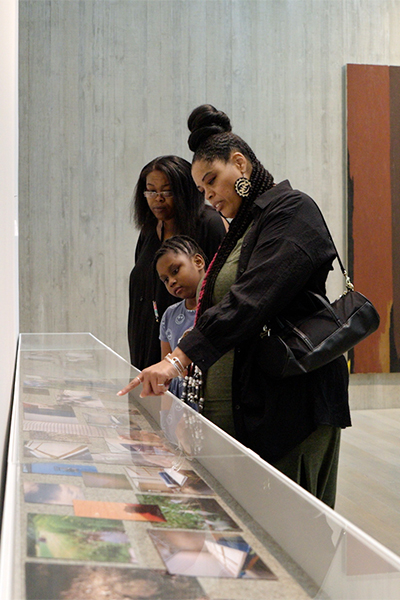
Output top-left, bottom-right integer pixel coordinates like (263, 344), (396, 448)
(234, 176), (251, 198)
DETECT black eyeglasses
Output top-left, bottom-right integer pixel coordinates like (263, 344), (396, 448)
(144, 191), (173, 200)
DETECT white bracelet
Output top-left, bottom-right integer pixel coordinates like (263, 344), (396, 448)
(165, 353), (185, 376)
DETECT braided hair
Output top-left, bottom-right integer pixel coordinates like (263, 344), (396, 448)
(187, 105), (274, 320)
(153, 235), (208, 269)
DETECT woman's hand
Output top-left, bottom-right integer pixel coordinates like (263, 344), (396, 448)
(117, 349), (191, 398)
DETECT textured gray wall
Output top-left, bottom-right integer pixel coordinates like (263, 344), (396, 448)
(19, 0), (400, 362)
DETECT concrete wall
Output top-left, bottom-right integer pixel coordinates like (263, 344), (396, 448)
(19, 0), (400, 369)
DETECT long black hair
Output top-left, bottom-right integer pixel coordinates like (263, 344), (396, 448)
(187, 105), (274, 318)
(131, 155), (204, 238)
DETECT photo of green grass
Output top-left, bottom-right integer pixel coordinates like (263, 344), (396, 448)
(136, 495), (240, 532)
(27, 513), (136, 563)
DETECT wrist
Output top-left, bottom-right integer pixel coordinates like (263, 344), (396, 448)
(164, 353), (185, 377)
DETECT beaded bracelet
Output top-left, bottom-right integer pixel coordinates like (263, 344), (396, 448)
(165, 353), (185, 377)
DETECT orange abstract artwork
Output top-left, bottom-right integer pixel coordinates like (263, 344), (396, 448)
(347, 64), (400, 372)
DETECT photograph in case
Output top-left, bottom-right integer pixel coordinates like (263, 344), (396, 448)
(24, 482), (85, 505)
(149, 530), (277, 579)
(81, 471), (132, 490)
(126, 466), (215, 496)
(25, 563), (208, 600)
(137, 495), (240, 532)
(27, 513), (136, 563)
(22, 463), (98, 476)
(73, 499), (167, 522)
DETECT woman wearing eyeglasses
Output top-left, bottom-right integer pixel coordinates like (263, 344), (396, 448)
(128, 155), (226, 370)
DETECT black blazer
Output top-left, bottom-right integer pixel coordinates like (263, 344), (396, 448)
(179, 181), (350, 462)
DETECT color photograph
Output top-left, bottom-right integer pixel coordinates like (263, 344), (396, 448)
(81, 471), (132, 490)
(22, 463), (97, 476)
(149, 530), (277, 579)
(23, 386), (50, 396)
(136, 495), (240, 531)
(24, 351), (60, 363)
(117, 430), (167, 445)
(104, 441), (175, 468)
(24, 482), (85, 505)
(73, 499), (167, 522)
(83, 412), (130, 428)
(27, 513), (136, 563)
(64, 351), (95, 363)
(23, 421), (102, 437)
(25, 563), (208, 600)
(126, 466), (215, 496)
(57, 390), (104, 408)
(23, 401), (78, 423)
(106, 438), (175, 456)
(23, 375), (53, 389)
(24, 441), (93, 461)
(91, 452), (137, 466)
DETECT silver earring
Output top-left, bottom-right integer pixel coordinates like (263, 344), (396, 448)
(234, 176), (251, 198)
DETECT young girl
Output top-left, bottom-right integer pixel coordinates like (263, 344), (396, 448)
(154, 236), (207, 398)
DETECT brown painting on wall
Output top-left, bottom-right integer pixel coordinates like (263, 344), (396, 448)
(347, 63), (400, 373)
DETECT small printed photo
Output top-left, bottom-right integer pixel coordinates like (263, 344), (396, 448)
(116, 430), (166, 445)
(91, 452), (137, 466)
(126, 466), (215, 496)
(23, 387), (50, 396)
(115, 419), (142, 433)
(24, 351), (60, 363)
(25, 563), (208, 600)
(57, 390), (104, 408)
(83, 412), (134, 429)
(24, 482), (85, 505)
(106, 438), (174, 457)
(27, 513), (136, 563)
(136, 495), (240, 532)
(22, 463), (97, 476)
(64, 351), (95, 363)
(73, 499), (166, 523)
(81, 471), (132, 490)
(104, 442), (176, 468)
(23, 375), (53, 389)
(149, 530), (277, 580)
(23, 421), (102, 438)
(27, 431), (91, 444)
(111, 405), (141, 417)
(23, 402), (78, 423)
(24, 441), (93, 462)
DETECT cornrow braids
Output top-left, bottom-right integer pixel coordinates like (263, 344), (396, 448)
(195, 157), (274, 322)
(154, 235), (208, 269)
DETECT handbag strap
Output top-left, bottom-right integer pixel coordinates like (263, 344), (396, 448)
(312, 200), (354, 294)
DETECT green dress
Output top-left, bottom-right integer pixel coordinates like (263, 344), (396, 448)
(202, 228), (251, 436)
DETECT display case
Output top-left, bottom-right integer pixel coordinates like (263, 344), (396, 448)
(2, 333), (400, 599)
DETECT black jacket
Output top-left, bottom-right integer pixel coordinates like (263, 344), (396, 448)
(179, 181), (350, 462)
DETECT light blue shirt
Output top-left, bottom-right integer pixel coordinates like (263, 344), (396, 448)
(159, 300), (196, 398)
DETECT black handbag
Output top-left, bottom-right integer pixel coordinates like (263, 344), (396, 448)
(257, 208), (380, 379)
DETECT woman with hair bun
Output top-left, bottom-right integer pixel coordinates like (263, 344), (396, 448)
(128, 155), (226, 370)
(120, 107), (351, 508)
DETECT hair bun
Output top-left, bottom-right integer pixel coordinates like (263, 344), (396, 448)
(187, 104), (232, 152)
